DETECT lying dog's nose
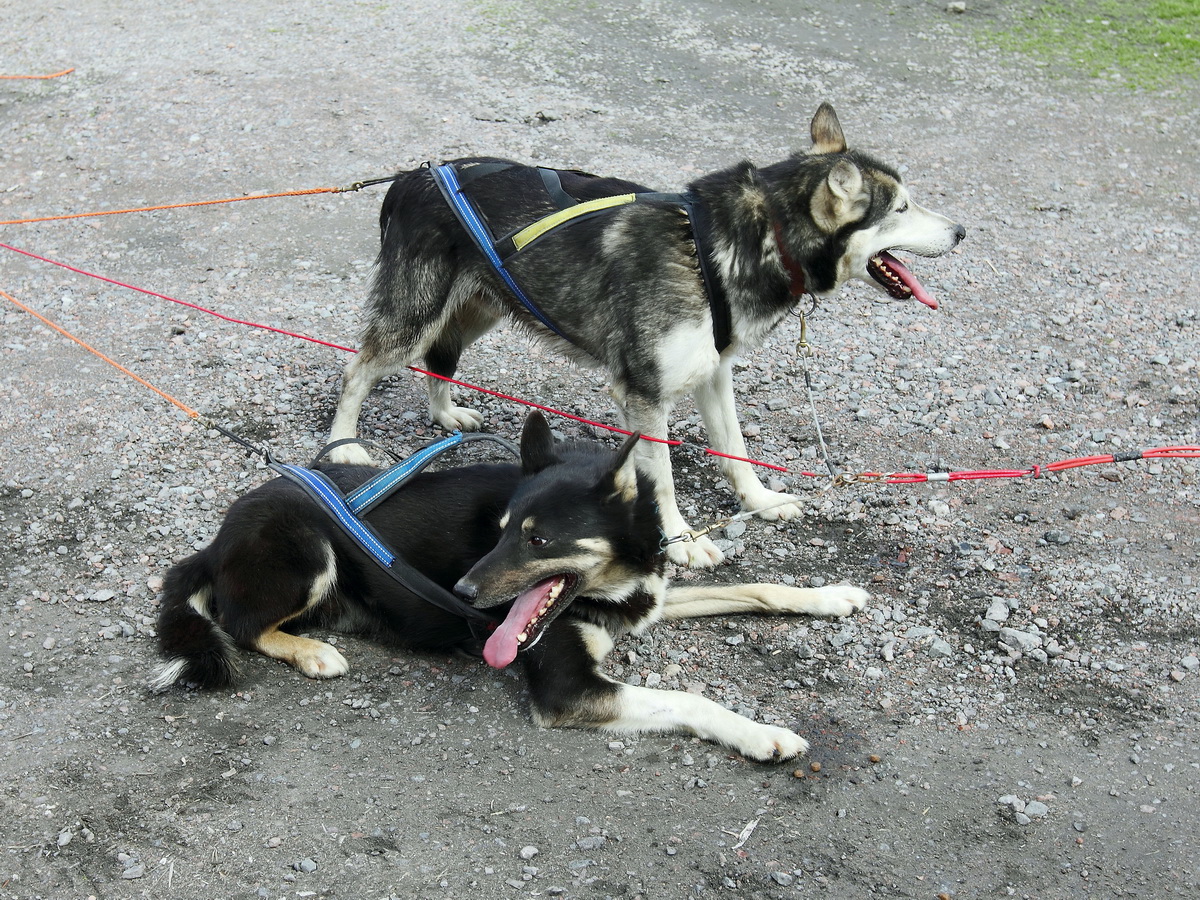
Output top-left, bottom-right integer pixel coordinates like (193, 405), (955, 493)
(953, 224), (966, 245)
(453, 579), (478, 601)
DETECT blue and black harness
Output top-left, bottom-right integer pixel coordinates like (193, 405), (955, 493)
(428, 160), (733, 352)
(261, 431), (520, 642)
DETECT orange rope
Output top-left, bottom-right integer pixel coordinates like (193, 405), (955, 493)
(0, 187), (339, 226)
(0, 68), (74, 80)
(0, 287), (201, 420)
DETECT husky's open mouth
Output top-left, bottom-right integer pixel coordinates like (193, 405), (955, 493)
(867, 251), (938, 309)
(483, 574), (578, 669)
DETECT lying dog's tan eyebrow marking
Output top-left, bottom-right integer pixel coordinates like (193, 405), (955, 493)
(575, 537), (613, 556)
(521, 517), (536, 534)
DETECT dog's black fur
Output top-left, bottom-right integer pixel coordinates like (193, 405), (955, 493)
(153, 414), (868, 761)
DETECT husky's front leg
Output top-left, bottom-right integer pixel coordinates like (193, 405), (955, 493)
(618, 395), (723, 569)
(524, 621), (807, 762)
(693, 359), (803, 522)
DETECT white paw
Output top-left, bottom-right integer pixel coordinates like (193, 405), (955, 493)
(432, 405), (484, 432)
(296, 642), (349, 680)
(666, 535), (725, 569)
(812, 584), (870, 617)
(741, 488), (802, 522)
(735, 723), (810, 762)
(327, 442), (374, 466)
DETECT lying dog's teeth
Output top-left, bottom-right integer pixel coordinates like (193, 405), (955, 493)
(517, 632), (528, 643)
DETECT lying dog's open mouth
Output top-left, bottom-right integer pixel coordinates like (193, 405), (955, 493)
(483, 574), (578, 669)
(867, 251), (938, 310)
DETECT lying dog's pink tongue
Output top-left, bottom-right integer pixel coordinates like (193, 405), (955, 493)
(876, 251), (939, 310)
(483, 576), (563, 669)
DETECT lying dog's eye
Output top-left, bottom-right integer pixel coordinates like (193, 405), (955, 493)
(896, 201), (909, 213)
(529, 535), (549, 547)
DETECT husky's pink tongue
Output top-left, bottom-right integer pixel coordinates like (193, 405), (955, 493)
(483, 577), (560, 669)
(879, 251), (938, 309)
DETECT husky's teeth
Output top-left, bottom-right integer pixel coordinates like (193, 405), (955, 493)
(517, 632), (528, 643)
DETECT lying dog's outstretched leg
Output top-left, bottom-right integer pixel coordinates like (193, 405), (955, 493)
(693, 360), (803, 523)
(525, 620), (810, 762)
(661, 582), (869, 620)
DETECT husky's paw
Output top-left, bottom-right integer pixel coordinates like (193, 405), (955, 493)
(811, 584), (870, 617)
(666, 534), (725, 569)
(432, 405), (484, 432)
(327, 442), (375, 466)
(295, 642), (350, 680)
(734, 723), (810, 762)
(740, 487), (802, 522)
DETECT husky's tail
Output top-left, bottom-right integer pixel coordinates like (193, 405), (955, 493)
(149, 554), (239, 690)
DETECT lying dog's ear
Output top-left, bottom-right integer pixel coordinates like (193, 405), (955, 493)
(809, 102), (847, 154)
(601, 431), (642, 503)
(520, 412), (558, 474)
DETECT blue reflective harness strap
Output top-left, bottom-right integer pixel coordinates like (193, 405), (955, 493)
(267, 461), (499, 628)
(302, 431), (520, 518)
(345, 432), (466, 516)
(430, 163), (572, 341)
(430, 161), (732, 354)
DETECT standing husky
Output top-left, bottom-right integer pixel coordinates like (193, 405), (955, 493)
(153, 414), (868, 762)
(328, 104), (965, 567)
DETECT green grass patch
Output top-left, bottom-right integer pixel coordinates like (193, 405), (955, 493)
(990, 0), (1200, 89)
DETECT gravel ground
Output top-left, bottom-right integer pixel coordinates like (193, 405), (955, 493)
(2, 1), (1198, 898)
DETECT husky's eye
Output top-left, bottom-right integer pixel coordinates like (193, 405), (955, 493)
(896, 201), (909, 213)
(528, 535), (549, 548)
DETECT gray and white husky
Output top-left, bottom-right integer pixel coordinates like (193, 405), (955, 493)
(328, 103), (965, 567)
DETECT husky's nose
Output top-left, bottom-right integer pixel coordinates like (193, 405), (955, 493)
(952, 224), (966, 245)
(453, 578), (478, 601)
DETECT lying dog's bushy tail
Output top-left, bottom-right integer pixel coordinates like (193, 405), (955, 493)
(149, 554), (238, 690)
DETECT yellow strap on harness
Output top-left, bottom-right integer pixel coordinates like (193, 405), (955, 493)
(510, 193), (638, 251)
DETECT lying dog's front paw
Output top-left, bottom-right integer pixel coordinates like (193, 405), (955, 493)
(666, 535), (725, 569)
(813, 584), (870, 617)
(736, 723), (809, 762)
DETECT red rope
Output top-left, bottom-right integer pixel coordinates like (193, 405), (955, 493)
(3, 238), (1198, 485)
(0, 242), (356, 354)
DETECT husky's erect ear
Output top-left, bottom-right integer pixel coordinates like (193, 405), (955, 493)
(809, 102), (847, 154)
(520, 412), (558, 474)
(827, 158), (863, 201)
(812, 158), (867, 231)
(599, 431), (641, 502)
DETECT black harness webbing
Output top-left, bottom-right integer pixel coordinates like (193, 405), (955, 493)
(268, 432), (520, 638)
(429, 161), (732, 353)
